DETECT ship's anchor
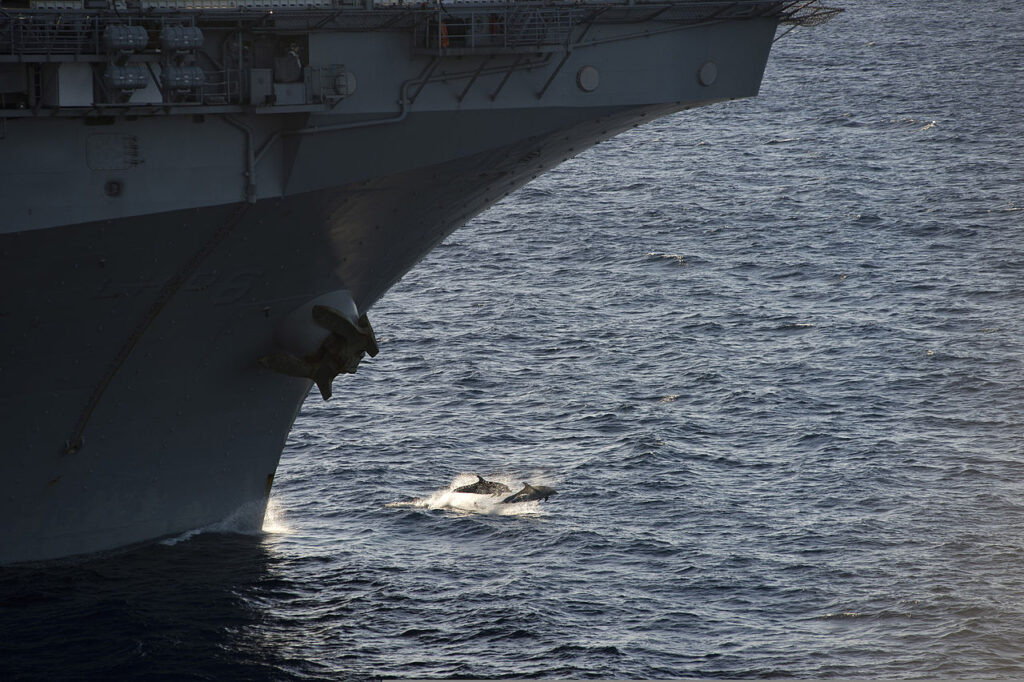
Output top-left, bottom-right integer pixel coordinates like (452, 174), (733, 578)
(258, 305), (378, 400)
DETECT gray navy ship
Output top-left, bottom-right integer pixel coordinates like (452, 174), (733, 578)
(0, 0), (837, 564)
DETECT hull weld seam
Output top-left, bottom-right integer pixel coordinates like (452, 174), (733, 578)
(63, 202), (253, 456)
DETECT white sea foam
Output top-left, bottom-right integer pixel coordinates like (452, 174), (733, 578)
(159, 499), (289, 546)
(645, 252), (686, 266)
(159, 528), (203, 546)
(205, 500), (266, 535)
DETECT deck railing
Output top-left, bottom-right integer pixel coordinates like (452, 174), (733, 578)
(0, 0), (840, 58)
(413, 6), (579, 55)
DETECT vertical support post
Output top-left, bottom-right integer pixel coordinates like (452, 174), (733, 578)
(536, 49), (571, 101)
(489, 54), (521, 101)
(457, 55), (490, 103)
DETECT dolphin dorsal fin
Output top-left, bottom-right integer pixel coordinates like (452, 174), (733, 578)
(477, 475), (485, 482)
(523, 483), (535, 491)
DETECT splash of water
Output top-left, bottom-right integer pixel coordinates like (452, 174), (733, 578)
(262, 497), (291, 534)
(159, 498), (290, 546)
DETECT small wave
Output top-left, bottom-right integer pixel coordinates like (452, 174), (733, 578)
(159, 499), (282, 547)
(644, 252), (686, 266)
(775, 322), (815, 332)
(765, 137), (800, 145)
(549, 643), (623, 656)
(160, 529), (204, 547)
(853, 212), (883, 223)
(988, 203), (1024, 213)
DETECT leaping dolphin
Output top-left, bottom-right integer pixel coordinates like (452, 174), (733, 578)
(454, 475), (511, 495)
(501, 483), (557, 504)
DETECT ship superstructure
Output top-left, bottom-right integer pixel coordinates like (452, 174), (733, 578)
(0, 0), (837, 563)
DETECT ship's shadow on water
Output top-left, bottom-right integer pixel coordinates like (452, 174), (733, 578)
(0, 534), (284, 681)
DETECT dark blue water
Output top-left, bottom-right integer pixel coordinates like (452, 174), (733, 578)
(5, 1), (1024, 678)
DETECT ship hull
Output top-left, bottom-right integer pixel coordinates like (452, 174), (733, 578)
(1, 11), (780, 563)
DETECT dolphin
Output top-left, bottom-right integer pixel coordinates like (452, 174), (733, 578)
(453, 475), (511, 495)
(501, 482), (557, 504)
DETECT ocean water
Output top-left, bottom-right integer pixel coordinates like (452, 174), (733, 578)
(4, 1), (1024, 678)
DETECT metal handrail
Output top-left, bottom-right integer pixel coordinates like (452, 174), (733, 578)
(0, 0), (839, 57)
(414, 6), (579, 54)
(4, 15), (103, 54)
(0, 12), (202, 56)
